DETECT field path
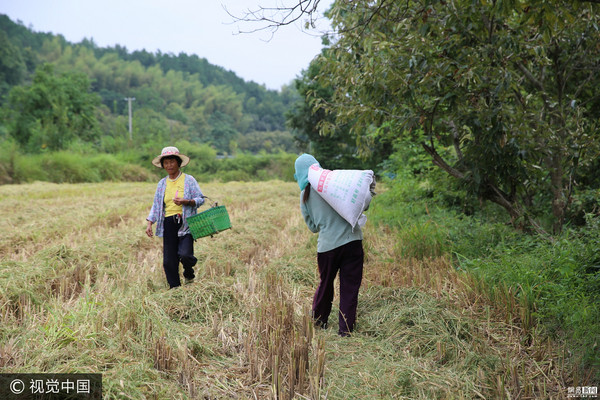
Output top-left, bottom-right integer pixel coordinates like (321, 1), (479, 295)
(0, 181), (571, 399)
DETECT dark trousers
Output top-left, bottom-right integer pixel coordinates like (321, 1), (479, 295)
(313, 240), (364, 335)
(163, 215), (197, 288)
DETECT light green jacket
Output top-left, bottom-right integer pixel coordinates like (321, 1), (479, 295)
(300, 186), (363, 253)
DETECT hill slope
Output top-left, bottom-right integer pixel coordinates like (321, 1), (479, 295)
(0, 14), (299, 154)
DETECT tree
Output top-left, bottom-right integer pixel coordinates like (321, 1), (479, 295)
(5, 63), (100, 151)
(225, 0), (325, 34)
(0, 30), (26, 89)
(238, 130), (297, 153)
(207, 111), (240, 152)
(287, 56), (378, 169)
(304, 0), (600, 233)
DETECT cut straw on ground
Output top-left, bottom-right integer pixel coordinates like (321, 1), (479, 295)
(0, 181), (579, 399)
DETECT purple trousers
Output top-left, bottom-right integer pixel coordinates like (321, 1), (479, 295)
(313, 240), (364, 336)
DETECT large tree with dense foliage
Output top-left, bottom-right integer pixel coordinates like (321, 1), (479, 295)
(4, 63), (100, 152)
(287, 53), (392, 169)
(303, 0), (600, 233)
(287, 57), (360, 169)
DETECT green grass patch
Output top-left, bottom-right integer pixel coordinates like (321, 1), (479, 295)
(370, 172), (600, 379)
(0, 138), (297, 184)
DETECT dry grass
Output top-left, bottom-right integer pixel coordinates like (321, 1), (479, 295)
(0, 181), (577, 399)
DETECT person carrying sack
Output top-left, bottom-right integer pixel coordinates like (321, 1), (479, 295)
(294, 154), (365, 337)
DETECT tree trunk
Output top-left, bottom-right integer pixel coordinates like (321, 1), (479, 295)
(422, 142), (549, 236)
(547, 153), (565, 234)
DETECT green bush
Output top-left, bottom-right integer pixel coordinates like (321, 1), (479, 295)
(4, 151), (155, 184)
(38, 152), (101, 183)
(174, 140), (219, 176)
(119, 163), (155, 182)
(0, 143), (298, 185)
(0, 138), (21, 184)
(218, 170), (252, 182)
(370, 164), (600, 376)
(217, 152), (295, 182)
(394, 220), (449, 259)
(14, 155), (48, 183)
(455, 229), (600, 370)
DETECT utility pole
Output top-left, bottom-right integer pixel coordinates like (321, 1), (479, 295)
(124, 97), (136, 140)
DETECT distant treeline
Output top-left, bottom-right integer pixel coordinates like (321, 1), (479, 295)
(0, 139), (296, 185)
(0, 14), (299, 156)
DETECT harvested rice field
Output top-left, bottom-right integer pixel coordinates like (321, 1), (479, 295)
(0, 181), (575, 399)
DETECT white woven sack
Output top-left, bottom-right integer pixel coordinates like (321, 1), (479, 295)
(307, 164), (375, 229)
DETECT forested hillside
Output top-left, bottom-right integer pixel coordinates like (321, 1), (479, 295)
(0, 14), (297, 157)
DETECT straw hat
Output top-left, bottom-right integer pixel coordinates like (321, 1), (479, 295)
(152, 146), (190, 168)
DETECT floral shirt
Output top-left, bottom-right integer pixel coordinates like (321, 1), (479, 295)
(147, 174), (205, 237)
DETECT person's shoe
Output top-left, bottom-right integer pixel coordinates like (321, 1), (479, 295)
(314, 319), (328, 330)
(184, 277), (195, 285)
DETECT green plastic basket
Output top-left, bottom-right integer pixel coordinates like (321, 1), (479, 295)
(187, 205), (231, 239)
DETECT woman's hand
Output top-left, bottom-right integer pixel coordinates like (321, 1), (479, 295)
(173, 197), (194, 207)
(146, 221), (154, 238)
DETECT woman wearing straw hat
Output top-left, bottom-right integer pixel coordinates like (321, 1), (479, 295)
(146, 146), (205, 288)
(294, 154), (364, 337)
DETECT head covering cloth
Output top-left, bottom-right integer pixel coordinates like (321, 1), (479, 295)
(294, 154), (319, 191)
